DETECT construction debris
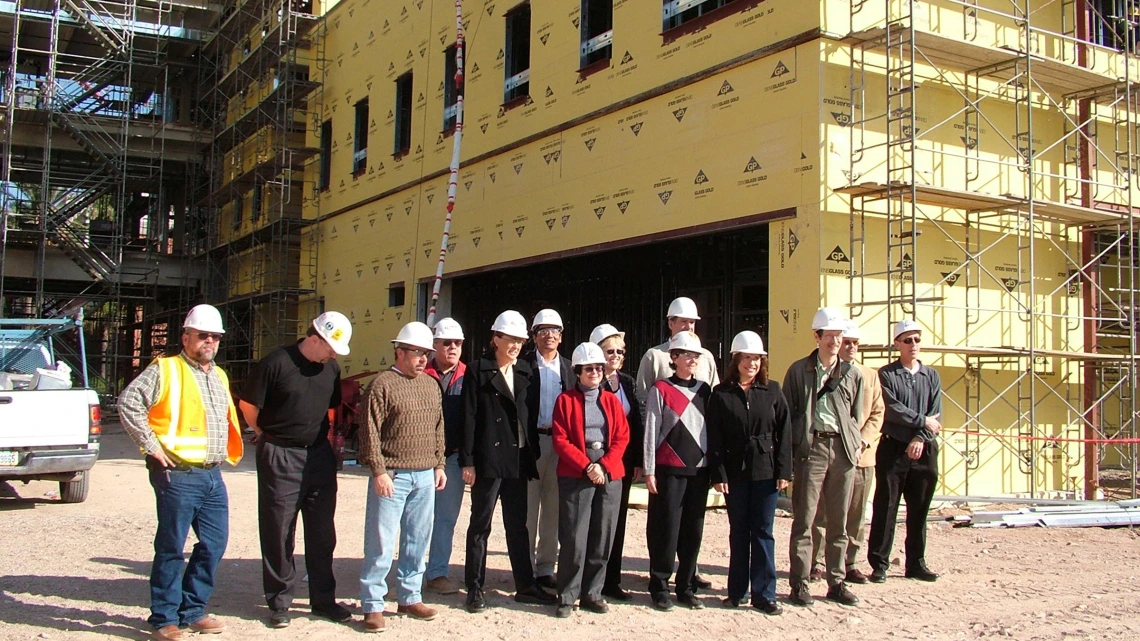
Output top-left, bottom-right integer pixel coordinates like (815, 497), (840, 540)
(951, 500), (1140, 528)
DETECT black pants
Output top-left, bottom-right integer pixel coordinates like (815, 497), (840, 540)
(603, 473), (634, 591)
(867, 436), (938, 572)
(646, 469), (709, 598)
(465, 475), (537, 592)
(557, 476), (621, 605)
(256, 438), (339, 611)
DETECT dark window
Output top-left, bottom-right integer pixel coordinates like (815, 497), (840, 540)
(663, 0), (736, 31)
(504, 3), (531, 102)
(252, 184), (263, 222)
(394, 72), (413, 154)
(580, 0), (613, 67)
(242, 39), (251, 56)
(443, 43), (464, 131)
(1088, 0), (1140, 52)
(318, 119), (332, 190)
(388, 282), (406, 307)
(353, 97), (369, 173)
(232, 195), (242, 229)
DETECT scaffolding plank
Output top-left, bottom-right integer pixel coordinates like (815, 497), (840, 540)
(836, 182), (1129, 226)
(856, 343), (1140, 362)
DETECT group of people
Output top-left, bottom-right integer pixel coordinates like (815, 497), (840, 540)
(119, 297), (944, 640)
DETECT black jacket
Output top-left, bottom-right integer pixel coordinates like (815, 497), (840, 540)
(459, 352), (539, 480)
(878, 360), (941, 445)
(706, 380), (793, 484)
(524, 350), (574, 452)
(605, 371), (644, 469)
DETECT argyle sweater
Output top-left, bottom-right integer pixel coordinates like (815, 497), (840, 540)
(643, 375), (710, 477)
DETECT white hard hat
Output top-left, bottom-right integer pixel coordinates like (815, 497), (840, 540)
(668, 331), (702, 352)
(531, 308), (564, 330)
(433, 317), (465, 341)
(491, 310), (529, 339)
(666, 296), (701, 320)
(313, 311), (353, 356)
(730, 330), (767, 355)
(392, 321), (435, 351)
(184, 304), (225, 334)
(842, 319), (862, 340)
(590, 323), (625, 345)
(892, 319), (923, 341)
(811, 307), (847, 331)
(571, 342), (606, 367)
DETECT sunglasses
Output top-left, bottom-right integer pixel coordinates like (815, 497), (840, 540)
(192, 332), (223, 342)
(581, 365), (605, 373)
(438, 339), (463, 348)
(674, 351), (701, 360)
(842, 339), (860, 347)
(604, 348), (625, 356)
(899, 336), (921, 345)
(494, 333), (526, 345)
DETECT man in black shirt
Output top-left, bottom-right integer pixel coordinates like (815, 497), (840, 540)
(239, 311), (353, 628)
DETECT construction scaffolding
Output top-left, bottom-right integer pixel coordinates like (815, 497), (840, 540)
(193, 0), (324, 385)
(1, 1), (214, 400)
(842, 0), (1139, 498)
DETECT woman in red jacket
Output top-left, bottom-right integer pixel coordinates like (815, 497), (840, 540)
(550, 342), (630, 618)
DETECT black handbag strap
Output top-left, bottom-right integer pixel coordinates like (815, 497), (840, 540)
(816, 361), (851, 402)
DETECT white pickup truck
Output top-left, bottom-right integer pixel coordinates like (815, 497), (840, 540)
(0, 314), (102, 503)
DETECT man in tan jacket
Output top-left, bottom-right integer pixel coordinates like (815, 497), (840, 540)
(809, 320), (884, 584)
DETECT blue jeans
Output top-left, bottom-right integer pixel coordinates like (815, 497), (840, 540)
(426, 453), (464, 580)
(147, 462), (229, 629)
(725, 479), (779, 604)
(359, 469), (436, 612)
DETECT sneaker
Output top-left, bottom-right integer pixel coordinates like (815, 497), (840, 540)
(826, 582), (860, 607)
(753, 599), (784, 616)
(536, 575), (558, 590)
(555, 604), (573, 618)
(187, 615), (225, 634)
(311, 602), (353, 623)
(363, 612), (385, 633)
(845, 568), (870, 584)
(515, 584), (558, 605)
(466, 587), (488, 613)
(652, 594), (674, 611)
(268, 609), (291, 629)
(869, 568), (887, 583)
(425, 576), (461, 594)
(905, 565), (940, 582)
(809, 566), (825, 582)
(677, 593), (704, 610)
(580, 597), (609, 614)
(789, 583), (814, 607)
(601, 585), (633, 602)
(397, 602), (438, 621)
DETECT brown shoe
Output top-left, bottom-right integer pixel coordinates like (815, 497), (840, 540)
(151, 626), (184, 641)
(397, 602), (438, 621)
(425, 576), (461, 595)
(188, 615), (225, 634)
(363, 612), (386, 633)
(845, 568), (870, 584)
(809, 566), (825, 582)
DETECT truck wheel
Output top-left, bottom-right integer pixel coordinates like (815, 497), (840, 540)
(59, 472), (89, 503)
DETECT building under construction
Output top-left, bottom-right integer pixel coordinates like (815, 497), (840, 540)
(1, 0), (1137, 499)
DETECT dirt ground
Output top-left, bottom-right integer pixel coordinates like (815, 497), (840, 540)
(2, 424), (1139, 641)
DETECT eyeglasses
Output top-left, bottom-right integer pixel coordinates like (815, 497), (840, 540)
(494, 333), (526, 345)
(438, 340), (463, 348)
(581, 365), (605, 374)
(899, 336), (921, 345)
(604, 348), (625, 356)
(192, 332), (222, 342)
(401, 347), (434, 358)
(535, 328), (562, 337)
(842, 339), (860, 347)
(673, 351), (701, 360)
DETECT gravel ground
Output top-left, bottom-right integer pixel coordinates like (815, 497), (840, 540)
(2, 424), (1138, 640)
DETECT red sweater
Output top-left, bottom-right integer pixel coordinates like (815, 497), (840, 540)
(552, 387), (630, 480)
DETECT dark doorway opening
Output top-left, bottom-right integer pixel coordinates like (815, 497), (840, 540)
(447, 224), (770, 371)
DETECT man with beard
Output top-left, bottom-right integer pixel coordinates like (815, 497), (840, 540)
(120, 304), (244, 641)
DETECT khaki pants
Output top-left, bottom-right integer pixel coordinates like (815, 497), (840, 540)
(527, 433), (560, 578)
(789, 435), (855, 587)
(810, 465), (874, 571)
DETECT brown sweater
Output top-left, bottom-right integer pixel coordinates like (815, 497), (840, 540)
(359, 368), (445, 477)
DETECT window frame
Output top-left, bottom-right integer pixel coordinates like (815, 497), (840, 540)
(318, 119), (332, 191)
(580, 0), (614, 69)
(503, 2), (532, 104)
(394, 72), (413, 156)
(231, 194), (243, 229)
(353, 97), (369, 175)
(251, 183), (263, 222)
(443, 43), (464, 133)
(388, 282), (407, 308)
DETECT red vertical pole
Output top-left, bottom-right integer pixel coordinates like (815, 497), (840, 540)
(1076, 0), (1100, 499)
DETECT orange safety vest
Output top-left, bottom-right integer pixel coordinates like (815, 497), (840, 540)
(147, 355), (243, 465)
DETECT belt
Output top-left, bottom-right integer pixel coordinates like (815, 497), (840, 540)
(171, 461), (222, 471)
(587, 441), (605, 451)
(537, 427), (553, 436)
(812, 431), (840, 438)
